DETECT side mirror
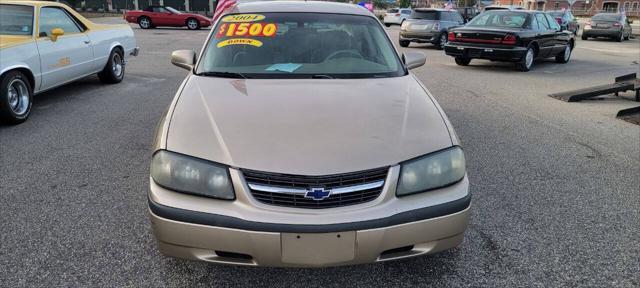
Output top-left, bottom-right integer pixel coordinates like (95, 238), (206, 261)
(50, 28), (64, 42)
(171, 50), (197, 71)
(403, 51), (426, 70)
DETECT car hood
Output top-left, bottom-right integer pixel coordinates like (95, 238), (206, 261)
(166, 75), (453, 175)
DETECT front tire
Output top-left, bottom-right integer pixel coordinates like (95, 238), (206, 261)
(516, 46), (535, 72)
(436, 33), (447, 50)
(555, 44), (572, 63)
(454, 56), (471, 66)
(581, 34), (588, 40)
(399, 40), (410, 47)
(186, 18), (200, 30)
(616, 32), (624, 42)
(0, 71), (33, 124)
(98, 49), (125, 84)
(138, 17), (152, 29)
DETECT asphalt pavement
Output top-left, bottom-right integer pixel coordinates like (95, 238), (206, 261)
(0, 19), (638, 287)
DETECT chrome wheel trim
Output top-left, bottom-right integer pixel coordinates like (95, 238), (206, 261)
(140, 18), (150, 28)
(188, 19), (198, 29)
(7, 78), (29, 115)
(525, 49), (534, 68)
(563, 45), (571, 61)
(440, 34), (447, 48)
(112, 53), (123, 77)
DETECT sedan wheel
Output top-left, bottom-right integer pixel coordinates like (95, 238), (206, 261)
(139, 17), (151, 29)
(516, 47), (534, 72)
(555, 44), (572, 63)
(0, 71), (33, 124)
(98, 49), (125, 84)
(187, 18), (200, 30)
(616, 32), (624, 42)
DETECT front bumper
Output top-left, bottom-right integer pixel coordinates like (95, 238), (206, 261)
(150, 197), (470, 267)
(148, 166), (471, 267)
(445, 43), (527, 61)
(400, 31), (439, 43)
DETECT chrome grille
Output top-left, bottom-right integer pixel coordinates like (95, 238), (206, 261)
(242, 167), (388, 209)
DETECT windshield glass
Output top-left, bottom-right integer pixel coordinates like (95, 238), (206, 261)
(166, 7), (182, 14)
(410, 10), (438, 20)
(592, 14), (621, 21)
(0, 5), (34, 36)
(387, 9), (399, 13)
(467, 11), (528, 28)
(197, 13), (404, 79)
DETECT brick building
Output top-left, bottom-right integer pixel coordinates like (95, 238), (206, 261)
(490, 0), (640, 16)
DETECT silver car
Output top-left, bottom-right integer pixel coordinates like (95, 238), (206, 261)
(383, 8), (412, 27)
(149, 1), (470, 267)
(582, 13), (633, 42)
(399, 8), (465, 49)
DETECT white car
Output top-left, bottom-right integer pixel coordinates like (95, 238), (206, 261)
(0, 0), (139, 124)
(384, 8), (412, 27)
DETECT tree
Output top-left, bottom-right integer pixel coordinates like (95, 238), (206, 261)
(399, 0), (411, 8)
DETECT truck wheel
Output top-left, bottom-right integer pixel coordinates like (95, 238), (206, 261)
(98, 48), (125, 84)
(0, 71), (33, 124)
(454, 56), (471, 66)
(516, 46), (535, 72)
(399, 40), (410, 47)
(437, 33), (447, 50)
(138, 17), (152, 29)
(186, 18), (200, 30)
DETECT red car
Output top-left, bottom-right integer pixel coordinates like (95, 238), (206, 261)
(124, 6), (212, 30)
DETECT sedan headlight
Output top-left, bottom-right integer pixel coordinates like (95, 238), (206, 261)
(151, 150), (235, 200)
(396, 146), (466, 196)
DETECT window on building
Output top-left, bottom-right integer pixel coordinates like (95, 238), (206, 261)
(624, 1), (631, 11)
(555, 2), (560, 9)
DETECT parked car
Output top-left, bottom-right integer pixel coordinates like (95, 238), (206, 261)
(150, 1), (470, 267)
(124, 6), (212, 30)
(383, 8), (412, 27)
(483, 5), (525, 11)
(548, 10), (579, 35)
(444, 10), (575, 71)
(0, 0), (139, 124)
(399, 8), (465, 49)
(582, 13), (633, 42)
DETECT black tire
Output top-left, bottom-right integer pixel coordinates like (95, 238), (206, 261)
(624, 33), (630, 40)
(385, 23), (391, 27)
(516, 46), (535, 72)
(555, 43), (572, 63)
(138, 16), (152, 29)
(581, 34), (588, 40)
(454, 56), (471, 66)
(399, 40), (410, 47)
(616, 32), (624, 42)
(0, 71), (33, 124)
(186, 18), (200, 30)
(436, 32), (447, 50)
(98, 48), (125, 84)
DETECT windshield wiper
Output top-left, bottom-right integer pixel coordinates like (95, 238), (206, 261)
(311, 74), (335, 79)
(197, 71), (250, 79)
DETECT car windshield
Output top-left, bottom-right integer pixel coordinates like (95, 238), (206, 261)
(387, 8), (399, 13)
(197, 13), (405, 79)
(467, 11), (528, 28)
(0, 4), (34, 36)
(166, 7), (182, 14)
(592, 14), (621, 21)
(410, 10), (438, 20)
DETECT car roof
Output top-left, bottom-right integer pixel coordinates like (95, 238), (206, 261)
(0, 0), (67, 7)
(229, 1), (372, 16)
(414, 8), (450, 12)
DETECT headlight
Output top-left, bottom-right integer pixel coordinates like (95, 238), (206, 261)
(401, 21), (409, 30)
(151, 150), (235, 200)
(396, 146), (466, 196)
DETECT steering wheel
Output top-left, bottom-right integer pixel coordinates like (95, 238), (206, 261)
(324, 50), (363, 62)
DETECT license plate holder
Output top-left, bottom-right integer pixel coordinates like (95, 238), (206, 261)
(281, 231), (356, 265)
